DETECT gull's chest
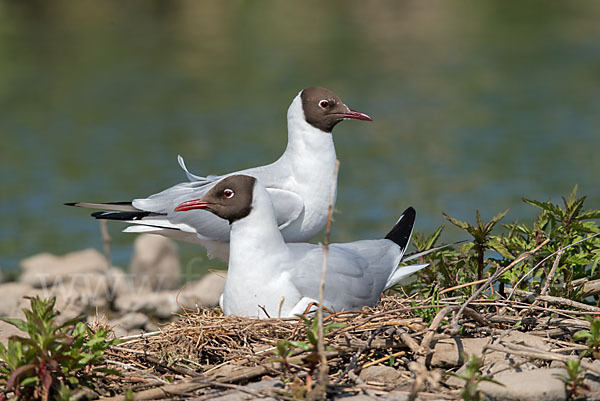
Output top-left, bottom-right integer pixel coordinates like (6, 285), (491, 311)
(222, 266), (301, 318)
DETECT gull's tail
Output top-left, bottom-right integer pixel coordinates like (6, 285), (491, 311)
(384, 206), (416, 251)
(383, 207), (426, 290)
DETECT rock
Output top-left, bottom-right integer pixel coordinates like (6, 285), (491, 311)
(0, 320), (23, 346)
(0, 282), (35, 317)
(130, 234), (181, 291)
(114, 291), (180, 319)
(446, 357), (536, 388)
(178, 272), (226, 308)
(18, 249), (113, 314)
(111, 312), (151, 337)
(479, 368), (567, 401)
(584, 371), (600, 399)
(359, 366), (404, 385)
(503, 331), (551, 351)
(0, 284), (93, 345)
(20, 249), (109, 288)
(106, 267), (132, 300)
(422, 337), (489, 368)
(112, 312), (150, 332)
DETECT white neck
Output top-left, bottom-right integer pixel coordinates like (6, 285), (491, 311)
(281, 93), (337, 174)
(228, 183), (289, 271)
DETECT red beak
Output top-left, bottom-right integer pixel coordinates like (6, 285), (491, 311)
(174, 199), (211, 212)
(341, 109), (372, 121)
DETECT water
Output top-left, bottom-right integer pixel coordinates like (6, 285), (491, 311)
(1, 1), (599, 275)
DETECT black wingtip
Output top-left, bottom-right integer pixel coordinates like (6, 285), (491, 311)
(91, 211), (151, 221)
(64, 202), (77, 206)
(385, 207), (416, 249)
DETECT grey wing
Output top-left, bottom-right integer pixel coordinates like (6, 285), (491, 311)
(265, 188), (304, 230)
(128, 156), (304, 241)
(287, 240), (400, 311)
(340, 240), (425, 289)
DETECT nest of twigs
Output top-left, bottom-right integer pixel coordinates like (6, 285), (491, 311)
(92, 289), (599, 400)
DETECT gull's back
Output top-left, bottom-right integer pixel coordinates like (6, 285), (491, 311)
(284, 239), (403, 312)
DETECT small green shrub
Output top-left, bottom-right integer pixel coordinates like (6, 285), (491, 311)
(402, 186), (600, 303)
(0, 296), (121, 400)
(574, 316), (600, 358)
(450, 354), (503, 401)
(554, 359), (589, 400)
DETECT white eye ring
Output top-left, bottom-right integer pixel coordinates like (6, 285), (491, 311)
(223, 189), (235, 199)
(319, 99), (330, 109)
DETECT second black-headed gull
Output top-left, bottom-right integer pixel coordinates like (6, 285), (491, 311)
(67, 87), (371, 260)
(174, 174), (426, 318)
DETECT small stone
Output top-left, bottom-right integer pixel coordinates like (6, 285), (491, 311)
(178, 272), (226, 308)
(479, 368), (567, 401)
(359, 365), (403, 385)
(106, 267), (131, 300)
(0, 282), (35, 317)
(20, 249), (109, 288)
(425, 337), (489, 368)
(114, 291), (179, 319)
(0, 320), (23, 346)
(584, 371), (600, 398)
(130, 234), (181, 291)
(504, 331), (552, 351)
(111, 312), (150, 332)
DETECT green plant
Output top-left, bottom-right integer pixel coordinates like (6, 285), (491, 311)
(408, 227), (460, 291)
(401, 187), (600, 303)
(574, 316), (600, 358)
(450, 354), (503, 401)
(444, 210), (510, 282)
(399, 226), (469, 297)
(0, 296), (121, 400)
(272, 315), (345, 368)
(409, 286), (441, 324)
(493, 186), (600, 297)
(554, 359), (589, 400)
(387, 351), (396, 367)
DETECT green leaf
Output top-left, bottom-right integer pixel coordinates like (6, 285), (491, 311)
(323, 323), (346, 336)
(566, 185), (579, 208)
(276, 340), (289, 356)
(305, 328), (317, 346)
(488, 237), (514, 259)
(486, 209), (510, 233)
(20, 376), (39, 387)
(78, 352), (97, 365)
(578, 210), (600, 220)
(478, 376), (505, 386)
(297, 315), (311, 327)
(574, 330), (592, 341)
(289, 341), (312, 352)
(425, 225), (445, 249)
(86, 336), (109, 349)
(442, 212), (472, 231)
(0, 317), (29, 333)
(523, 198), (563, 217)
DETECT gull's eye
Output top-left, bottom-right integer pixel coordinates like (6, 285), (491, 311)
(223, 189), (235, 199)
(319, 99), (330, 109)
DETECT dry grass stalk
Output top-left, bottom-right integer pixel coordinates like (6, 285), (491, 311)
(308, 160), (339, 401)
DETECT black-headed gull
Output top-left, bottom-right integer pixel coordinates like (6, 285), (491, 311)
(67, 87), (371, 260)
(174, 174), (426, 318)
